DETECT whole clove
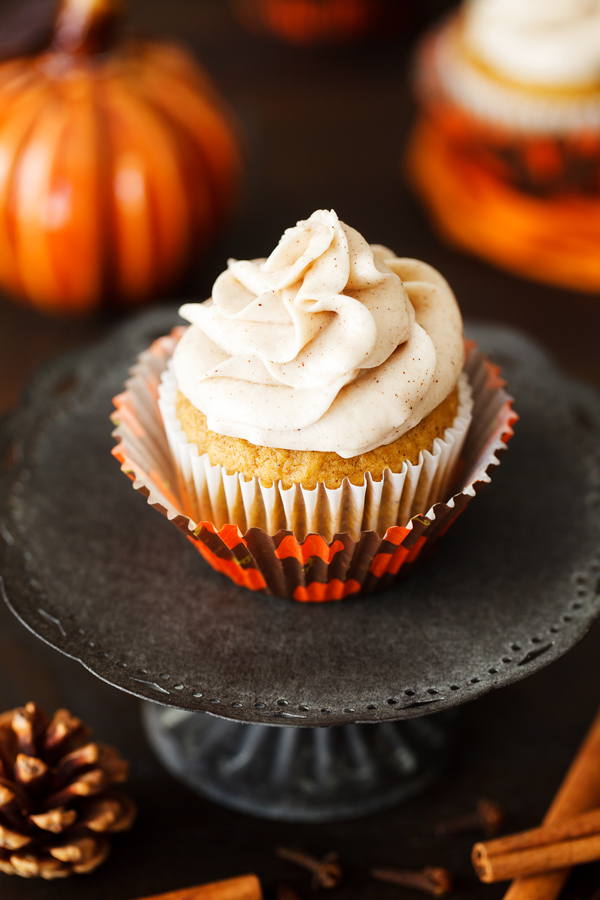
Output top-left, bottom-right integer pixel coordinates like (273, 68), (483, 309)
(276, 847), (342, 890)
(371, 866), (452, 897)
(435, 798), (506, 837)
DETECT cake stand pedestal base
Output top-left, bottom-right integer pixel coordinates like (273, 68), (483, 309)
(143, 704), (457, 822)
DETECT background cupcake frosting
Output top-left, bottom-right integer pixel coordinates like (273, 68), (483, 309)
(173, 209), (464, 458)
(462, 0), (600, 89)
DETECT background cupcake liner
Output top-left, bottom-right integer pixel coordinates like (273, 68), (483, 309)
(407, 112), (600, 292)
(112, 331), (516, 601)
(420, 21), (600, 135)
(158, 365), (473, 543)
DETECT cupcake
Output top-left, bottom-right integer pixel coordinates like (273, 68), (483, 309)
(112, 210), (516, 600)
(409, 0), (600, 292)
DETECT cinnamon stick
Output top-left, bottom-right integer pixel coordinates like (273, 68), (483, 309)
(474, 831), (600, 883)
(131, 875), (262, 900)
(500, 706), (600, 900)
(479, 806), (600, 859)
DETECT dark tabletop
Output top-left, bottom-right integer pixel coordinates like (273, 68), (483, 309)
(1, 1), (600, 898)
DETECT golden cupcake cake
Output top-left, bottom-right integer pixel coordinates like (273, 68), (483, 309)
(112, 210), (516, 600)
(409, 0), (600, 292)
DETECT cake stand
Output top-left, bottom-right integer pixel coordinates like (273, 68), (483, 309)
(2, 309), (600, 822)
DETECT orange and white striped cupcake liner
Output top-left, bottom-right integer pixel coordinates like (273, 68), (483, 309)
(111, 330), (516, 601)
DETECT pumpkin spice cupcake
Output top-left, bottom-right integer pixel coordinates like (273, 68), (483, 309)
(409, 0), (600, 292)
(113, 210), (516, 600)
(167, 209), (470, 532)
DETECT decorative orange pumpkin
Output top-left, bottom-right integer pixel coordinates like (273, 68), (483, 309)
(0, 0), (242, 314)
(235, 0), (415, 46)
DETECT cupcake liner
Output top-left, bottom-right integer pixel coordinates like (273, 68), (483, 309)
(407, 109), (600, 292)
(111, 332), (516, 601)
(157, 364), (473, 544)
(420, 21), (600, 135)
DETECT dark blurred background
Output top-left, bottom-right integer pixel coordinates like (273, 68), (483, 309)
(2, 3), (600, 899)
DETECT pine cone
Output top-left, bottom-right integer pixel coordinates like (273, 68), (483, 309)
(0, 702), (136, 879)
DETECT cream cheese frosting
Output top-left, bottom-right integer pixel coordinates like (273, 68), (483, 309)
(173, 210), (464, 459)
(463, 0), (600, 89)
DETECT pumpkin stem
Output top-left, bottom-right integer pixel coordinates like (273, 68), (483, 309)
(53, 0), (122, 55)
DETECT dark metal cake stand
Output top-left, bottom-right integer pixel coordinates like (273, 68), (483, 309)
(2, 309), (600, 821)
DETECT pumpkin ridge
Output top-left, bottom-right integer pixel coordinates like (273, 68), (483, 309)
(115, 77), (191, 297)
(125, 69), (217, 242)
(46, 71), (104, 311)
(45, 88), (79, 308)
(102, 75), (156, 302)
(14, 92), (74, 309)
(136, 48), (241, 215)
(89, 69), (115, 307)
(0, 81), (54, 301)
(0, 64), (38, 108)
(92, 64), (128, 309)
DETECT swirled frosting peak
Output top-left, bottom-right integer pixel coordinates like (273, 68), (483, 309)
(173, 210), (464, 458)
(463, 0), (600, 88)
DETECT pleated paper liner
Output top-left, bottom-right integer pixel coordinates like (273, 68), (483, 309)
(111, 331), (516, 601)
(157, 366), (473, 543)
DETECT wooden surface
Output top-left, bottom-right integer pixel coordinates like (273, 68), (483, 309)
(1, 1), (600, 898)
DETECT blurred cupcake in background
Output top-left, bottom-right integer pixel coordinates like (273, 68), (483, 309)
(408, 0), (600, 292)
